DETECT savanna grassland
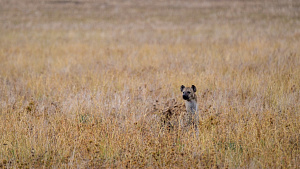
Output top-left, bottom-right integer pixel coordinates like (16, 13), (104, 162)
(0, 0), (300, 168)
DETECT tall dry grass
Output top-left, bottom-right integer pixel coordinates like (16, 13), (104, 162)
(0, 0), (299, 168)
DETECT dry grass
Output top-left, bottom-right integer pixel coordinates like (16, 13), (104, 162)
(0, 0), (300, 168)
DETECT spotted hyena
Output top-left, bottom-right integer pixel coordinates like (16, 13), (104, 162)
(144, 85), (199, 131)
(180, 85), (198, 128)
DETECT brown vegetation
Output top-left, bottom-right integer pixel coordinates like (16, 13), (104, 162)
(0, 0), (299, 168)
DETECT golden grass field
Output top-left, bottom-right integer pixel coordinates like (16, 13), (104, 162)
(0, 0), (299, 168)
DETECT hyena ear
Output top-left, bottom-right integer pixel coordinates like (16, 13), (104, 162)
(191, 85), (197, 92)
(180, 85), (185, 92)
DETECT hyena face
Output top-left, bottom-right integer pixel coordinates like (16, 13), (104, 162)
(180, 85), (197, 101)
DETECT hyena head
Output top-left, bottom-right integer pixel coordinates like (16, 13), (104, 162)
(180, 85), (197, 102)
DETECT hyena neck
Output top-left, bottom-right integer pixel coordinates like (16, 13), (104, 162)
(185, 99), (198, 114)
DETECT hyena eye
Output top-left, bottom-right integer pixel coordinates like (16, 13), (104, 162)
(187, 91), (191, 94)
